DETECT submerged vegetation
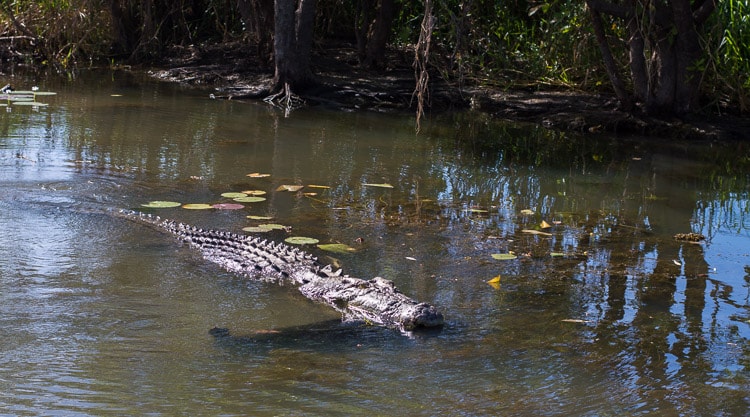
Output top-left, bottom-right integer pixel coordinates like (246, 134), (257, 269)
(0, 1), (748, 116)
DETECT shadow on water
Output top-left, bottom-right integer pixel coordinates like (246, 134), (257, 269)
(209, 319), (443, 355)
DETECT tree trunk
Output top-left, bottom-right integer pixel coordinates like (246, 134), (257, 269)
(625, 0), (648, 103)
(272, 0), (317, 93)
(586, 0), (632, 110)
(363, 0), (396, 69)
(586, 0), (716, 116)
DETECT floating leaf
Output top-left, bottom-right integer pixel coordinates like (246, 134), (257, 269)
(212, 203), (244, 210)
(258, 223), (286, 230)
(405, 256), (417, 261)
(550, 252), (565, 257)
(487, 275), (501, 284)
(363, 183), (394, 188)
(487, 281), (501, 290)
(520, 209), (535, 215)
(31, 91), (57, 96)
(246, 172), (271, 178)
(182, 203), (213, 210)
(317, 243), (357, 254)
(221, 192), (247, 198)
(540, 220), (552, 229)
(561, 319), (590, 324)
(521, 229), (552, 236)
(13, 101), (48, 106)
(276, 184), (304, 192)
(247, 215), (274, 220)
(491, 253), (517, 261)
(242, 226), (271, 233)
(285, 236), (319, 245)
(233, 196), (266, 203)
(242, 190), (267, 196)
(141, 200), (181, 208)
(302, 192), (318, 196)
(307, 184), (331, 189)
(469, 208), (488, 213)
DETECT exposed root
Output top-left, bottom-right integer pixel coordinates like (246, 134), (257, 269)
(264, 82), (305, 116)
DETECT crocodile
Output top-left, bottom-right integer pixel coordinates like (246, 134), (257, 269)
(119, 210), (444, 331)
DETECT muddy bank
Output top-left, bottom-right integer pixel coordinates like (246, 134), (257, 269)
(151, 42), (748, 141)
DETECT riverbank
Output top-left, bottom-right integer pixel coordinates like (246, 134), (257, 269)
(150, 42), (749, 141)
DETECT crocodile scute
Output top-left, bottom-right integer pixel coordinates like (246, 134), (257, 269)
(119, 210), (444, 331)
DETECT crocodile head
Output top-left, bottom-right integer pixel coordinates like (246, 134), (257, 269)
(401, 302), (445, 330)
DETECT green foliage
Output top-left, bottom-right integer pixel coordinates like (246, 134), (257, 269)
(0, 0), (745, 112)
(1, 0), (112, 67)
(707, 0), (750, 112)
(392, 0), (606, 89)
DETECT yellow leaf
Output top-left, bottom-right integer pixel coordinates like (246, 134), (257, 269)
(487, 275), (501, 284)
(540, 220), (552, 229)
(276, 184), (304, 192)
(521, 229), (552, 236)
(363, 183), (394, 188)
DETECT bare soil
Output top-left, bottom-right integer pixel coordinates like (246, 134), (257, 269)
(150, 42), (749, 141)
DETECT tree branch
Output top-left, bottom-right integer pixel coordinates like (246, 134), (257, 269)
(585, 0), (633, 110)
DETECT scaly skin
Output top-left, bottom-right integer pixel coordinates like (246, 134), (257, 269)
(120, 210), (444, 330)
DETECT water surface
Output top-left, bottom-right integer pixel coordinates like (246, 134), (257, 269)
(0, 71), (748, 416)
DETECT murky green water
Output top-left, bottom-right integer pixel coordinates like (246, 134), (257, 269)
(1, 70), (748, 416)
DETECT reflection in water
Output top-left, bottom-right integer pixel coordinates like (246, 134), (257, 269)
(0, 71), (747, 415)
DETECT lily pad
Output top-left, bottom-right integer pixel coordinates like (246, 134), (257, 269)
(317, 243), (358, 254)
(212, 203), (244, 210)
(363, 183), (394, 188)
(233, 196), (266, 203)
(242, 226), (272, 233)
(520, 209), (535, 215)
(285, 236), (319, 245)
(247, 215), (274, 220)
(182, 203), (213, 210)
(13, 101), (47, 106)
(258, 223), (286, 230)
(242, 190), (267, 196)
(141, 200), (181, 208)
(491, 253), (517, 261)
(221, 192), (247, 198)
